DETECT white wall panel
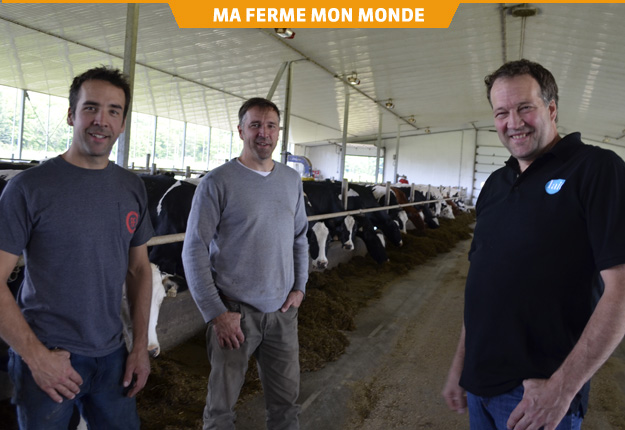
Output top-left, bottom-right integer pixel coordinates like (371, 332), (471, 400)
(384, 131), (469, 189)
(302, 144), (343, 181)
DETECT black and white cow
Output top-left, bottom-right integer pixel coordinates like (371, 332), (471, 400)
(393, 186), (440, 229)
(371, 185), (410, 234)
(139, 174), (198, 295)
(326, 183), (389, 264)
(413, 184), (455, 220)
(302, 180), (357, 269)
(440, 186), (469, 213)
(346, 183), (403, 248)
(389, 186), (427, 234)
(303, 192), (331, 269)
(121, 263), (166, 357)
(352, 214), (388, 264)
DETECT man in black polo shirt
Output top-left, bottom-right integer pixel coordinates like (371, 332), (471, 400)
(442, 59), (625, 430)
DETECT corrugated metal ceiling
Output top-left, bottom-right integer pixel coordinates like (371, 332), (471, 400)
(1, 3), (624, 147)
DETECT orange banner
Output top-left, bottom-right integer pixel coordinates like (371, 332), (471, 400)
(3, 1), (623, 29)
(169, 1), (458, 28)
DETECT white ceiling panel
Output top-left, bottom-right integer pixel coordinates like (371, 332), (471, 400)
(1, 3), (624, 147)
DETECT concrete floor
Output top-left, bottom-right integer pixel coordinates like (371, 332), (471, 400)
(233, 238), (472, 429)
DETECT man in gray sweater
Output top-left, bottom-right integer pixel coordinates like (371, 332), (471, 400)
(182, 97), (309, 430)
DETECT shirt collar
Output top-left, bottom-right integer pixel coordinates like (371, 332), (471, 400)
(504, 132), (582, 173)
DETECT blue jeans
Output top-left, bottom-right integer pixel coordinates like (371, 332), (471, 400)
(467, 385), (583, 430)
(8, 345), (140, 430)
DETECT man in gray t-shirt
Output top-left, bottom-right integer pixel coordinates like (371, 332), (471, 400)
(0, 67), (153, 429)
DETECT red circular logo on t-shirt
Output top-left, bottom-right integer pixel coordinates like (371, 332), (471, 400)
(126, 211), (139, 234)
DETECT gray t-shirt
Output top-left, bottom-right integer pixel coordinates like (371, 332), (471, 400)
(0, 156), (153, 356)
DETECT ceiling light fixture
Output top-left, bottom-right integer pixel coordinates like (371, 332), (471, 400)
(385, 99), (395, 109)
(509, 4), (538, 17)
(275, 28), (295, 39)
(408, 116), (416, 124)
(347, 71), (360, 85)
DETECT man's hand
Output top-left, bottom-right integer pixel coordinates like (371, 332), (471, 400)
(29, 348), (83, 403)
(442, 376), (467, 414)
(123, 347), (151, 397)
(442, 324), (467, 414)
(280, 290), (304, 312)
(442, 369), (467, 414)
(212, 311), (245, 349)
(506, 378), (572, 430)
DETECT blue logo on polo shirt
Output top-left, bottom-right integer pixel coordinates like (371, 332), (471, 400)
(545, 179), (566, 195)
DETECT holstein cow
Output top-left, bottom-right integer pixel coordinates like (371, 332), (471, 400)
(346, 183), (403, 247)
(414, 184), (455, 220)
(140, 174), (197, 295)
(333, 183), (389, 264)
(121, 263), (167, 357)
(371, 185), (410, 234)
(352, 214), (389, 264)
(440, 186), (469, 213)
(393, 186), (440, 229)
(389, 186), (427, 234)
(302, 180), (357, 269)
(303, 192), (331, 270)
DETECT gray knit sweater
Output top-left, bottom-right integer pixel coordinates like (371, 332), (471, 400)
(182, 159), (309, 322)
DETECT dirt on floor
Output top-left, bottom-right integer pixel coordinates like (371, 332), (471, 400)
(338, 242), (625, 430)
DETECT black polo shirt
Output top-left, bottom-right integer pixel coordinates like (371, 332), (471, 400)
(460, 133), (625, 409)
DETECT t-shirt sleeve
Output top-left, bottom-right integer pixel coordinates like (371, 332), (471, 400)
(130, 180), (154, 247)
(0, 179), (31, 256)
(584, 150), (625, 271)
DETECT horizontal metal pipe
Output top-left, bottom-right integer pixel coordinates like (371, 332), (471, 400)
(12, 198), (454, 268)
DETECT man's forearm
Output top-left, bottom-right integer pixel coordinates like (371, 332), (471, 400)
(0, 282), (49, 364)
(550, 264), (625, 396)
(126, 269), (151, 350)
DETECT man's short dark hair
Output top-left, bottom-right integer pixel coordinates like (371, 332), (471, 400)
(484, 59), (559, 110)
(238, 98), (281, 125)
(69, 66), (131, 120)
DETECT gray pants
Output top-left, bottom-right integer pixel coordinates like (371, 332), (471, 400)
(203, 301), (301, 430)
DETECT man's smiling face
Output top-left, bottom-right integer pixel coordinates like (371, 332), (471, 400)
(490, 74), (559, 171)
(67, 79), (126, 163)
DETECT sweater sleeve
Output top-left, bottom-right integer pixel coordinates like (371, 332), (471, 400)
(292, 179), (310, 294)
(181, 175), (227, 322)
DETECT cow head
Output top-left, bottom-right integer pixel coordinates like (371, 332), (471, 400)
(395, 210), (409, 234)
(308, 221), (330, 270)
(338, 215), (356, 250)
(355, 216), (388, 264)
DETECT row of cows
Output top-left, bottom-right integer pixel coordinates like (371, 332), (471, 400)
(0, 161), (467, 360)
(302, 180), (466, 269)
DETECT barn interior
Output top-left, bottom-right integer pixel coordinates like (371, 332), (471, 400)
(1, 2), (625, 429)
(2, 3), (625, 201)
